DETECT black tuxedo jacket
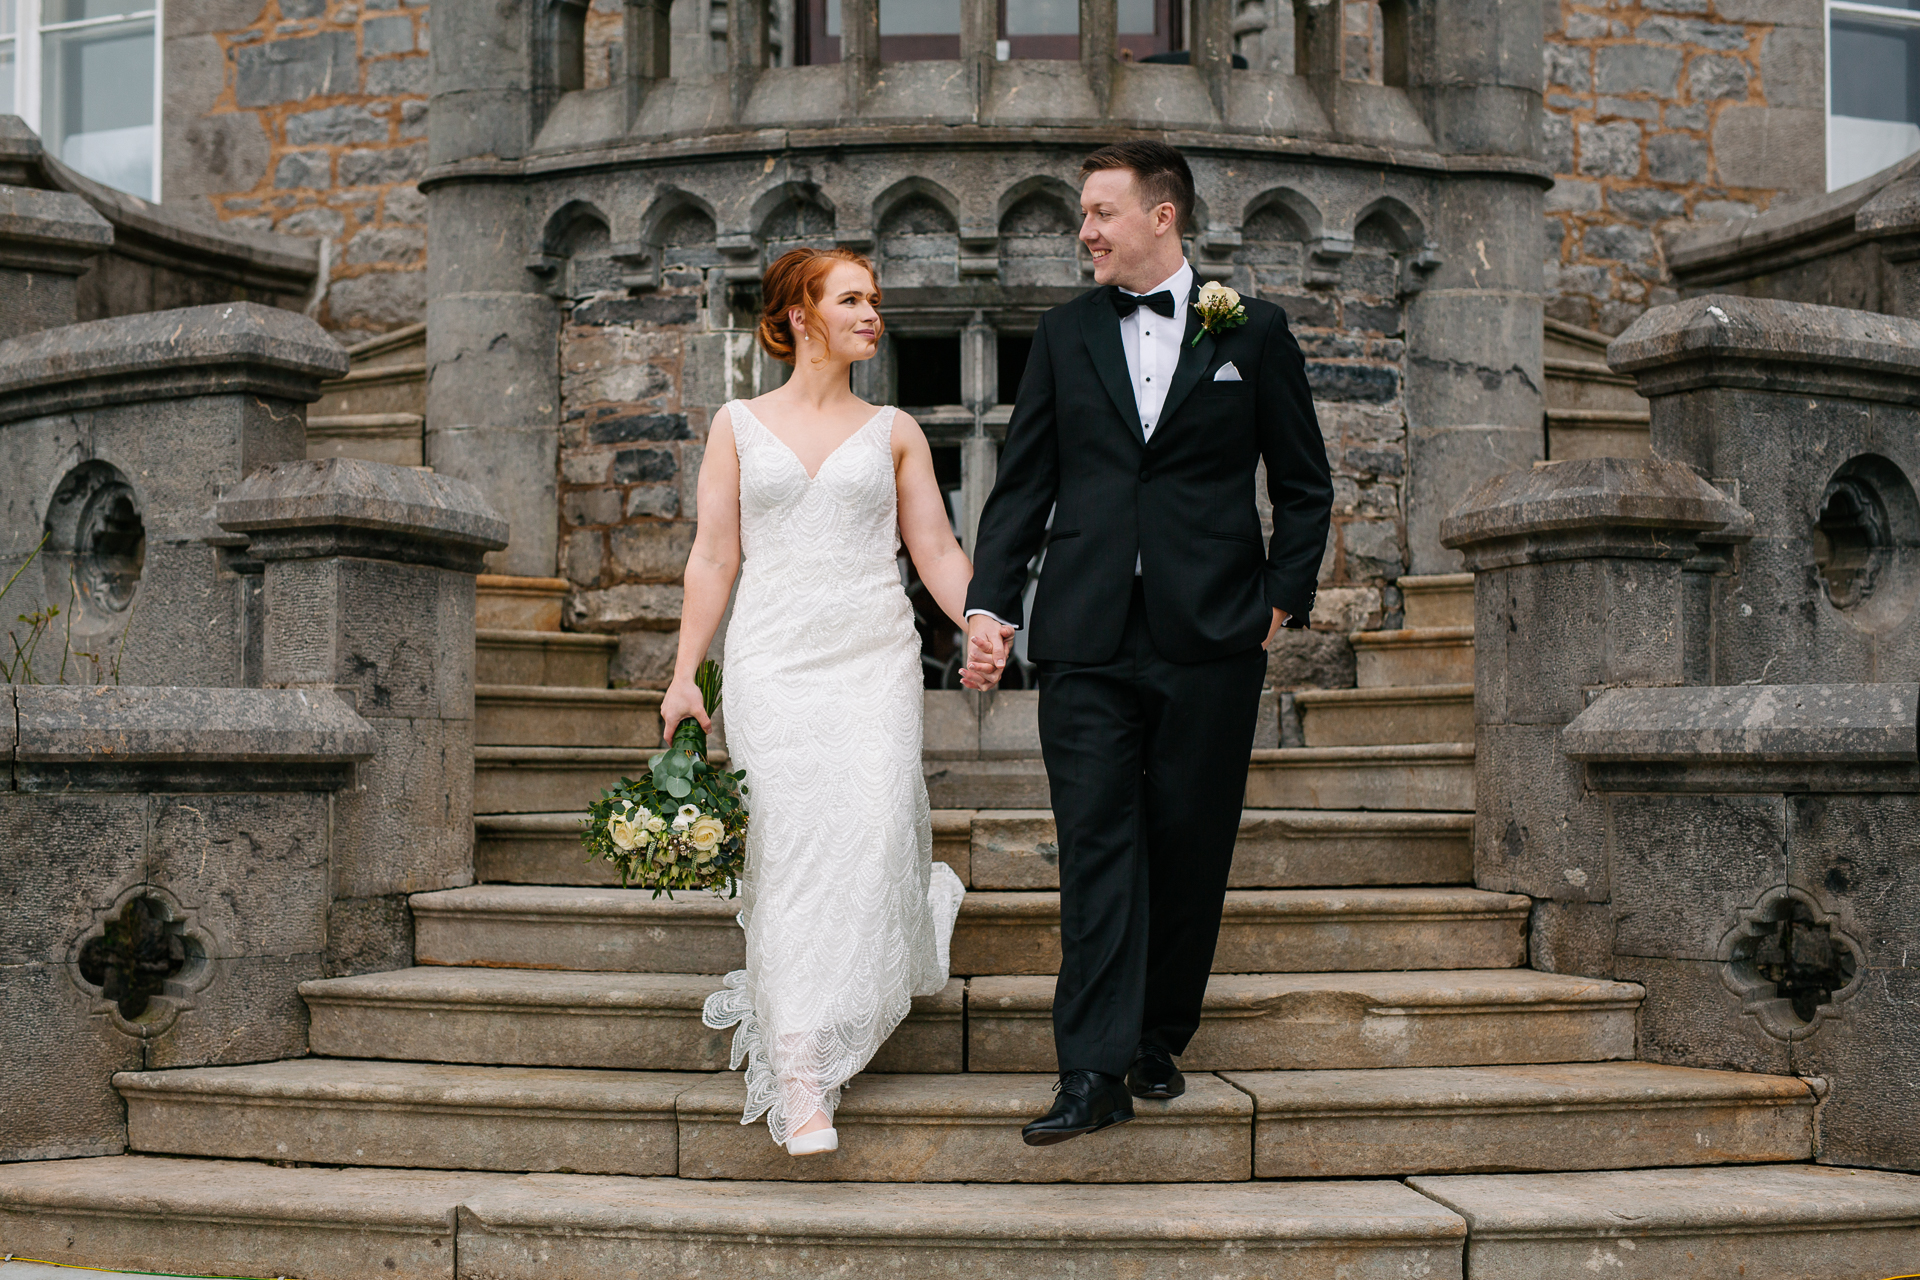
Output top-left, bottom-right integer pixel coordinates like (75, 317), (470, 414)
(966, 277), (1333, 665)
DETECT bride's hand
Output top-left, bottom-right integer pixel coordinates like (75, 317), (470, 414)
(660, 675), (711, 744)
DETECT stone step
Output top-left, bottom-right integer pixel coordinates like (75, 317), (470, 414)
(1351, 625), (1474, 687)
(410, 884), (1529, 977)
(971, 808), (1473, 889)
(475, 684), (663, 748)
(1397, 572), (1473, 629)
(456, 1175), (1467, 1279)
(476, 574), (570, 631)
(301, 967), (965, 1073)
(1542, 356), (1642, 413)
(304, 412), (424, 466)
(474, 746), (655, 815)
(1223, 1062), (1815, 1178)
(473, 809), (972, 886)
(1545, 407), (1653, 461)
(311, 359), (426, 418)
(677, 1071), (1253, 1183)
(1408, 1164), (1920, 1280)
(1245, 743), (1474, 811)
(116, 1059), (705, 1176)
(1294, 683), (1473, 746)
(932, 747), (1475, 813)
(923, 756), (1052, 808)
(967, 970), (1642, 1073)
(0, 1155), (515, 1280)
(475, 628), (616, 689)
(474, 807), (1474, 890)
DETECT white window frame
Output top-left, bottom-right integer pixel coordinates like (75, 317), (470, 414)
(0, 0), (164, 201)
(1827, 0), (1920, 192)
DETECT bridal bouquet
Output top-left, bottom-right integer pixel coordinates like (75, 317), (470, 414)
(581, 659), (749, 897)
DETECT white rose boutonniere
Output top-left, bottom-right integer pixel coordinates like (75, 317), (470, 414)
(1192, 281), (1248, 346)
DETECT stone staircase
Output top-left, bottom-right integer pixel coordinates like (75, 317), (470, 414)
(305, 321), (427, 467)
(7, 575), (1920, 1278)
(1542, 316), (1652, 461)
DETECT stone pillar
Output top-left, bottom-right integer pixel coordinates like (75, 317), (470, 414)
(1608, 293), (1920, 685)
(0, 302), (347, 689)
(0, 186), (112, 340)
(216, 457), (508, 975)
(3, 684), (374, 1160)
(1440, 456), (1749, 975)
(1396, 0), (1547, 574)
(842, 0), (880, 103)
(1079, 0), (1116, 111)
(425, 0), (558, 579)
(959, 310), (998, 555)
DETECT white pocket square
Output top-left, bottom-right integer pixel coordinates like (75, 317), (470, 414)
(1213, 362), (1243, 382)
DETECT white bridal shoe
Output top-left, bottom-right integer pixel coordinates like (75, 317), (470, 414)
(786, 1126), (839, 1156)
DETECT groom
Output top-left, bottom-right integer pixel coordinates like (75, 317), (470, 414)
(964, 141), (1332, 1145)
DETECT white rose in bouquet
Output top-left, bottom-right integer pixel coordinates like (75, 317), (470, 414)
(689, 815), (726, 853)
(610, 817), (640, 851)
(644, 813), (666, 834)
(673, 804), (701, 830)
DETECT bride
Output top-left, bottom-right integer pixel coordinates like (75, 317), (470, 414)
(661, 247), (1004, 1156)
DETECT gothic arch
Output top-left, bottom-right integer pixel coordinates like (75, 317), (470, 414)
(872, 177), (962, 235)
(1349, 196), (1426, 253)
(1241, 188), (1323, 242)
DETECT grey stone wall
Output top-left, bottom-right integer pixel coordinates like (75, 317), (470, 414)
(0, 684), (374, 1163)
(0, 303), (347, 690)
(1564, 683), (1920, 1172)
(1610, 294), (1920, 685)
(1541, 0), (1826, 334)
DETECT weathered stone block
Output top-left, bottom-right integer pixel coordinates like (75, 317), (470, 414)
(326, 893), (416, 977)
(144, 952), (321, 1069)
(329, 715), (475, 899)
(148, 792), (331, 958)
(1615, 955), (1791, 1074)
(608, 520), (695, 581)
(1474, 723), (1608, 901)
(1608, 794), (1787, 961)
(0, 961), (141, 1161)
(0, 792), (148, 965)
(233, 32), (359, 107)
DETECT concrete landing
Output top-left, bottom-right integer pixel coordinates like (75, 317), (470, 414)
(0, 1157), (516, 1280)
(1409, 1163), (1920, 1280)
(455, 1175), (1468, 1280)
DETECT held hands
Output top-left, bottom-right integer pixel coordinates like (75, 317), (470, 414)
(962, 615), (1017, 691)
(659, 674), (711, 745)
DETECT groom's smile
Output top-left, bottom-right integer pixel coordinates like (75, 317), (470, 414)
(1078, 167), (1184, 292)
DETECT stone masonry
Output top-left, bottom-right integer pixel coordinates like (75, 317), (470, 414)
(164, 0), (431, 341)
(1541, 0), (1825, 333)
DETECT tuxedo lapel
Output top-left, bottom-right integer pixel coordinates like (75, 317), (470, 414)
(1153, 285), (1215, 437)
(1079, 294), (1146, 446)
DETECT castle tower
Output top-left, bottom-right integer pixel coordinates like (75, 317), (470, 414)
(421, 0), (1547, 673)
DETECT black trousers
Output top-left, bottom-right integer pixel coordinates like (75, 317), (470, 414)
(1036, 580), (1268, 1077)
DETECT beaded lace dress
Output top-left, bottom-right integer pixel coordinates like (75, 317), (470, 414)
(702, 398), (965, 1143)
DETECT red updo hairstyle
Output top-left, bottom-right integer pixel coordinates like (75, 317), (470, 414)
(756, 247), (883, 366)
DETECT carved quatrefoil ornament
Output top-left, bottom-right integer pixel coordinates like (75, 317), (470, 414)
(67, 885), (215, 1039)
(1718, 885), (1864, 1042)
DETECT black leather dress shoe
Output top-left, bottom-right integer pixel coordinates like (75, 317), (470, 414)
(1127, 1044), (1186, 1100)
(1021, 1069), (1135, 1146)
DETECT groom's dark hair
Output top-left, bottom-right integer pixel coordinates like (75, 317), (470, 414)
(1080, 141), (1195, 236)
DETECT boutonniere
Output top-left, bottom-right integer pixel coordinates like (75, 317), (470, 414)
(1192, 281), (1248, 346)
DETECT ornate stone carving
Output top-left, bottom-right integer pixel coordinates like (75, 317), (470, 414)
(67, 886), (216, 1040)
(1719, 885), (1864, 1042)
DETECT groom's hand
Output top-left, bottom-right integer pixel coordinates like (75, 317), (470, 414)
(961, 615), (1015, 690)
(1262, 608), (1289, 650)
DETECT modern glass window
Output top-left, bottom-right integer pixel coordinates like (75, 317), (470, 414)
(0, 0), (159, 199)
(1829, 0), (1920, 190)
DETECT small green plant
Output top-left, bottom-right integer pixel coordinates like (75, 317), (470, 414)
(1, 533), (135, 685)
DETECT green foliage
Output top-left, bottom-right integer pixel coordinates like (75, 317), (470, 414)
(581, 658), (749, 897)
(1, 533), (134, 686)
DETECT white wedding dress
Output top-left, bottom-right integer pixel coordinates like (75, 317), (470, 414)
(702, 398), (965, 1144)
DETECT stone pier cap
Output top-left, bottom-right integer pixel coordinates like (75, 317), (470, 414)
(0, 184), (112, 268)
(216, 456), (509, 573)
(1438, 456), (1751, 571)
(0, 301), (347, 424)
(1563, 683), (1920, 794)
(7, 684), (376, 791)
(1607, 294), (1920, 403)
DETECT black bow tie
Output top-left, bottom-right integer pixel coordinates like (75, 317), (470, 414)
(1111, 288), (1176, 318)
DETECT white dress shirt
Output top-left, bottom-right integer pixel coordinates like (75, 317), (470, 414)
(967, 261), (1193, 626)
(1119, 261), (1193, 445)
